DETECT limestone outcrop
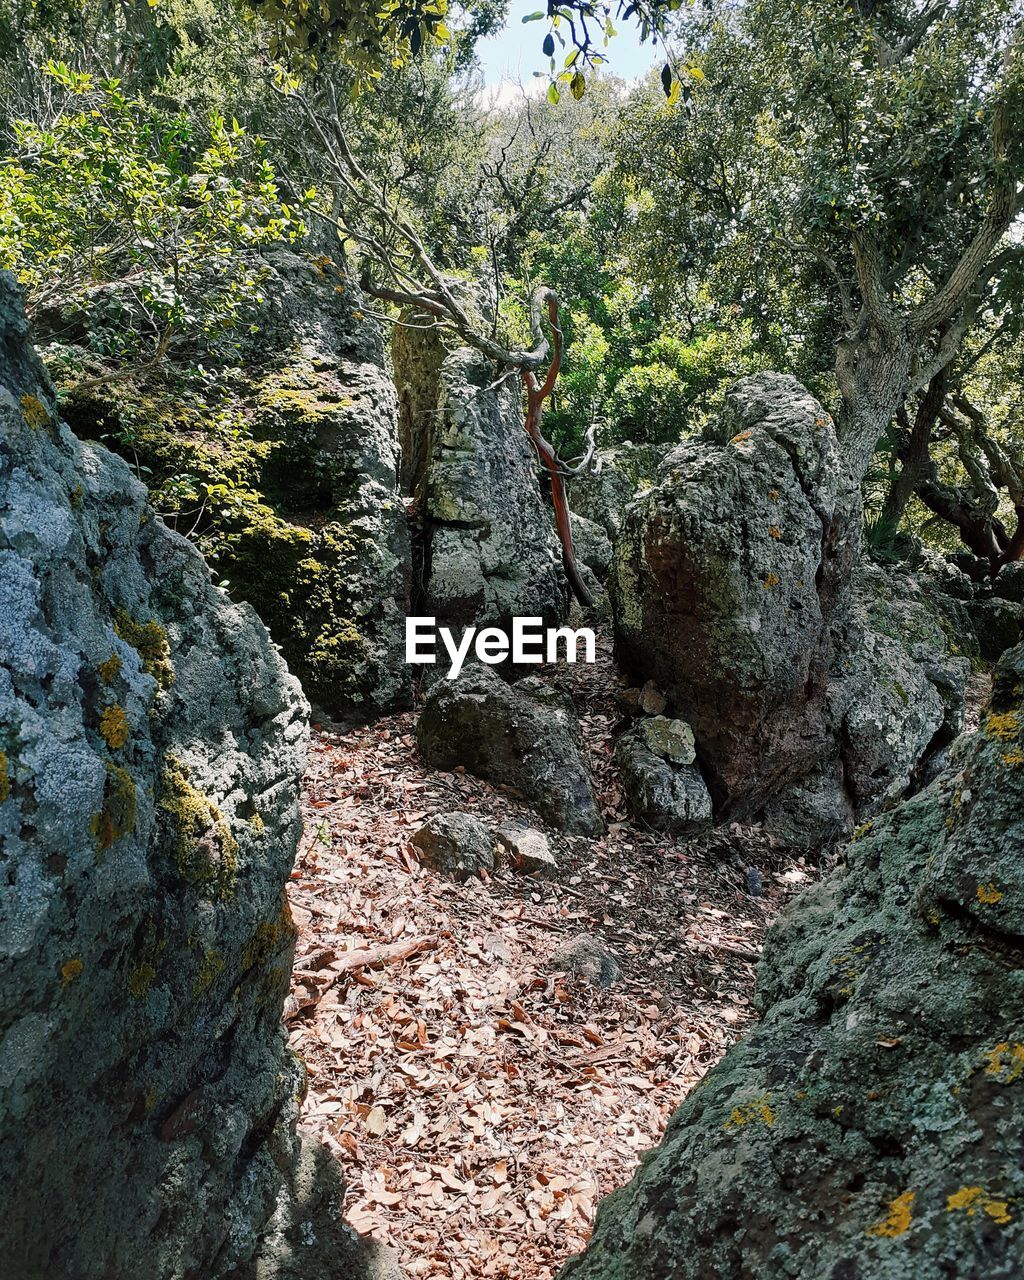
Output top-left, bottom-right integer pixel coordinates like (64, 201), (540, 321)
(0, 276), (391, 1280)
(52, 243), (411, 719)
(613, 372), (967, 843)
(392, 323), (567, 639)
(416, 665), (602, 835)
(561, 641), (1024, 1280)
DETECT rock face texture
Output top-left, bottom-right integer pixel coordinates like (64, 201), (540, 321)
(613, 373), (966, 843)
(416, 665), (602, 834)
(0, 277), (389, 1280)
(54, 244), (411, 719)
(392, 328), (567, 637)
(561, 641), (1024, 1280)
(568, 443), (663, 539)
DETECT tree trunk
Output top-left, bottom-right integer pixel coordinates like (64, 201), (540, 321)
(880, 368), (947, 531)
(836, 322), (914, 489)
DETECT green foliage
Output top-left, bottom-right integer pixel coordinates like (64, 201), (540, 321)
(0, 60), (306, 372)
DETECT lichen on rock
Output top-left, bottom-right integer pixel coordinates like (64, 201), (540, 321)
(560, 641), (1024, 1280)
(0, 271), (393, 1280)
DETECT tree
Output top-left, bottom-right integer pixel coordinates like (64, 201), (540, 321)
(610, 1), (1024, 491)
(0, 61), (305, 381)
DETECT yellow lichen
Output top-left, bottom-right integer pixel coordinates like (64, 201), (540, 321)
(724, 1095), (775, 1130)
(21, 393), (49, 429)
(977, 882), (1004, 905)
(98, 654), (122, 685)
(1001, 749), (1024, 767)
(769, 526), (782, 539)
(0, 750), (9, 804)
(730, 430), (753, 445)
(250, 811), (265, 833)
(99, 704), (130, 750)
(90, 763), (137, 852)
(946, 1186), (1012, 1225)
(768, 488), (780, 500)
(983, 1042), (1024, 1084)
(851, 820), (874, 842)
(128, 963), (156, 997)
(867, 1189), (915, 1238)
(60, 958), (84, 985)
(985, 710), (1021, 742)
(763, 573), (780, 589)
(114, 610), (175, 690)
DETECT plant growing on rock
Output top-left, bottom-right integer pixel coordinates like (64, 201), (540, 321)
(0, 60), (307, 383)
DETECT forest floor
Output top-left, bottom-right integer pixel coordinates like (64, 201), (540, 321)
(286, 635), (819, 1280)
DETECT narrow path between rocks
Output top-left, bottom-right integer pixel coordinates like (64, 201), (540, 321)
(287, 636), (814, 1279)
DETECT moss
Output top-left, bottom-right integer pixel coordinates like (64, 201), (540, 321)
(193, 949), (225, 995)
(0, 751), (9, 804)
(98, 653), (122, 685)
(99, 703), (130, 750)
(20, 393), (50, 429)
(60, 957), (84, 985)
(114, 610), (174, 690)
(90, 762), (137, 852)
(159, 757), (238, 895)
(128, 963), (156, 997)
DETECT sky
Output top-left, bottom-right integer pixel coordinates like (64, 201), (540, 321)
(473, 0), (661, 90)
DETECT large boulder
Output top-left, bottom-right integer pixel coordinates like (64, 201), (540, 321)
(613, 373), (966, 843)
(393, 324), (567, 637)
(416, 665), (602, 834)
(54, 243), (411, 719)
(561, 642), (1024, 1280)
(0, 277), (389, 1280)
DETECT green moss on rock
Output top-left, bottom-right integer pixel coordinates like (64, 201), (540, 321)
(159, 757), (238, 895)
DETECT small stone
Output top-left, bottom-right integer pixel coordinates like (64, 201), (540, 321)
(550, 934), (622, 988)
(411, 812), (494, 880)
(497, 826), (557, 874)
(745, 866), (763, 897)
(638, 680), (667, 715)
(637, 716), (696, 765)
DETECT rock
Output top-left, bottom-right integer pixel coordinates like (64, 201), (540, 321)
(993, 560), (1024, 604)
(497, 826), (557, 873)
(636, 716), (696, 764)
(54, 242), (412, 720)
(568, 443), (663, 539)
(638, 680), (667, 715)
(613, 373), (858, 827)
(613, 373), (967, 844)
(416, 665), (602, 835)
(0, 275), (384, 1279)
(560, 643), (1024, 1280)
(411, 812), (494, 880)
(966, 595), (1024, 661)
(569, 510), (613, 578)
(393, 332), (567, 638)
(614, 726), (712, 835)
(744, 866), (763, 897)
(550, 934), (622, 988)
(833, 561), (969, 812)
